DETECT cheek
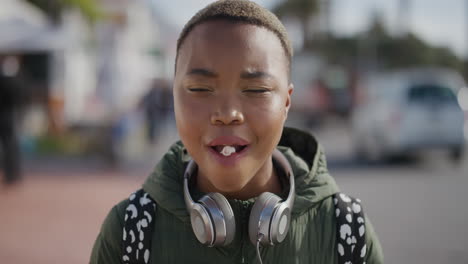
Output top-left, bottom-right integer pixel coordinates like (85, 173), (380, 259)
(174, 92), (207, 145)
(244, 95), (286, 151)
(175, 90), (211, 121)
(246, 96), (286, 126)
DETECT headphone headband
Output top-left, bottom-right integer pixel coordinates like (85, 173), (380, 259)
(183, 160), (198, 208)
(271, 149), (295, 208)
(184, 149), (294, 204)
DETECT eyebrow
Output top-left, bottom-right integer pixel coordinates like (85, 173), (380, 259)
(187, 68), (218, 78)
(240, 70), (274, 80)
(186, 68), (274, 80)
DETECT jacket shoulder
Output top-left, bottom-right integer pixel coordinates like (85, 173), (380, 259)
(303, 195), (384, 264)
(90, 199), (129, 264)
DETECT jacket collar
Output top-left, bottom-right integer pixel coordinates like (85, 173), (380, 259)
(142, 127), (339, 223)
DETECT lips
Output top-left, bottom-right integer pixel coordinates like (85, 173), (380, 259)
(208, 136), (249, 153)
(208, 135), (250, 147)
(206, 136), (250, 166)
(213, 145), (247, 153)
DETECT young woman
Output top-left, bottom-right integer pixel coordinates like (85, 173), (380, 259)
(90, 1), (383, 263)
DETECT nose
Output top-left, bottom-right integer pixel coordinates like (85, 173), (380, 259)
(210, 101), (244, 126)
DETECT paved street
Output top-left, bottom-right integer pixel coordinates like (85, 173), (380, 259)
(334, 161), (468, 264)
(0, 118), (467, 264)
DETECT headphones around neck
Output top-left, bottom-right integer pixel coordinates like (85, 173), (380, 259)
(183, 149), (295, 247)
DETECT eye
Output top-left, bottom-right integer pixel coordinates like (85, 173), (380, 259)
(244, 88), (271, 94)
(188, 88), (211, 92)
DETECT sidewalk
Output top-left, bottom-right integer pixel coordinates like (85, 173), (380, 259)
(0, 122), (181, 263)
(0, 168), (145, 264)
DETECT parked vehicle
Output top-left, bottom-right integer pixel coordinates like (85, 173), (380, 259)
(351, 68), (466, 162)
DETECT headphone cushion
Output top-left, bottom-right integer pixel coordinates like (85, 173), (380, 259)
(248, 192), (281, 245)
(206, 192), (236, 245)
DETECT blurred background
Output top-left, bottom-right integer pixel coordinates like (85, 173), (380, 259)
(0, 0), (467, 263)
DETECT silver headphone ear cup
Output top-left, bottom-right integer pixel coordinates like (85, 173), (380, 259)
(269, 202), (291, 244)
(248, 192), (281, 246)
(198, 193), (235, 246)
(207, 193), (236, 246)
(189, 203), (215, 246)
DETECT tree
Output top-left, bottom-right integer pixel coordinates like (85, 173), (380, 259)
(316, 14), (464, 74)
(272, 0), (320, 49)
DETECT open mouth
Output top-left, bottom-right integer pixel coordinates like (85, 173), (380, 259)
(210, 145), (248, 156)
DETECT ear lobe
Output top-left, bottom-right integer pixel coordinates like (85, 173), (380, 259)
(285, 84), (294, 116)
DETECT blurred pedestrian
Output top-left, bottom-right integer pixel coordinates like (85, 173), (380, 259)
(138, 78), (173, 143)
(0, 55), (23, 185)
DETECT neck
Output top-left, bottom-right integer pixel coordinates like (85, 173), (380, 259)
(197, 158), (282, 200)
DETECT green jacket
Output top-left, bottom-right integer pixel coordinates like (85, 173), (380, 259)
(90, 127), (384, 263)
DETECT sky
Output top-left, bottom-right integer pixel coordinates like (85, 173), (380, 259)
(2, 0), (467, 58)
(156, 0), (468, 59)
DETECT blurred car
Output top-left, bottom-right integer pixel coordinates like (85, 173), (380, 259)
(351, 68), (466, 162)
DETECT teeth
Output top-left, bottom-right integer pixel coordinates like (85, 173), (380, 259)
(220, 146), (236, 156)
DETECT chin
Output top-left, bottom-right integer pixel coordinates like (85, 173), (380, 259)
(211, 177), (248, 194)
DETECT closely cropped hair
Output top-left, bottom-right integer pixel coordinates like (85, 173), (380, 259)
(176, 0), (293, 69)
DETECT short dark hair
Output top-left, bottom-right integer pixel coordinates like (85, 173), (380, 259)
(175, 0), (293, 75)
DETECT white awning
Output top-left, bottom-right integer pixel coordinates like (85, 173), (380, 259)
(0, 18), (65, 52)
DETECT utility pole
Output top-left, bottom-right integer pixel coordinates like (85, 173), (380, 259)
(320, 0), (331, 38)
(397, 0), (411, 36)
(466, 0), (468, 60)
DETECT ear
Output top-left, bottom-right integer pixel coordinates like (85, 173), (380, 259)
(285, 83), (294, 118)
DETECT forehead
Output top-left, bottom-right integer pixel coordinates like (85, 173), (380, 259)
(176, 20), (288, 76)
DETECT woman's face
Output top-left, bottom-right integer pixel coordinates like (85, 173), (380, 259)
(174, 20), (293, 195)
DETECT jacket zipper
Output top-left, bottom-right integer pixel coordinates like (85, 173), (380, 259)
(240, 202), (245, 263)
(240, 202), (249, 264)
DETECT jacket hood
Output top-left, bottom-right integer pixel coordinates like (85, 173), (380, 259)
(142, 127), (339, 223)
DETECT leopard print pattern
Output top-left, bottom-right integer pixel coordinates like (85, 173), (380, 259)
(333, 192), (367, 264)
(122, 189), (156, 264)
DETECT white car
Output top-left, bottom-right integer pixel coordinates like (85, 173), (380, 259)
(351, 68), (466, 162)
